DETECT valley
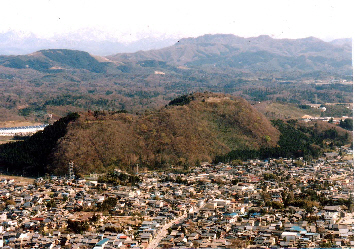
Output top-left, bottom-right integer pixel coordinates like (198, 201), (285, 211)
(0, 34), (352, 124)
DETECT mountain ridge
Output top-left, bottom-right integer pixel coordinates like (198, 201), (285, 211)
(108, 34), (352, 74)
(1, 31), (351, 56)
(0, 34), (351, 74)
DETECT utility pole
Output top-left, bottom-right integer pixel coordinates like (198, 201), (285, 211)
(68, 161), (75, 180)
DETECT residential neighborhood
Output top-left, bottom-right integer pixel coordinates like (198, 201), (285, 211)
(0, 150), (353, 248)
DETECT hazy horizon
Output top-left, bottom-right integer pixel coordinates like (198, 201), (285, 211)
(2, 1), (353, 41)
(0, 31), (352, 56)
(1, 0), (353, 56)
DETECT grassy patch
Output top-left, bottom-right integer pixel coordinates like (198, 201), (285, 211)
(255, 102), (322, 119)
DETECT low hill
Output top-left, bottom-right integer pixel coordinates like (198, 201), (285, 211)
(0, 49), (108, 73)
(1, 93), (352, 176)
(0, 93), (280, 175)
(50, 93), (279, 174)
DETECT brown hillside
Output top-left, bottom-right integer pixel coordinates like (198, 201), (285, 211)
(50, 93), (279, 174)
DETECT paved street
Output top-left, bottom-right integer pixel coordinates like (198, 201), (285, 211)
(146, 212), (188, 249)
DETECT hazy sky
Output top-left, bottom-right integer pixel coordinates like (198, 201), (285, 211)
(1, 0), (353, 42)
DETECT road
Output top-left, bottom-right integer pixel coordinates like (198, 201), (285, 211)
(146, 212), (188, 249)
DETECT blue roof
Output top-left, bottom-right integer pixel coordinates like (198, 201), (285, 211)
(290, 225), (307, 232)
(96, 238), (110, 246)
(223, 212), (238, 216)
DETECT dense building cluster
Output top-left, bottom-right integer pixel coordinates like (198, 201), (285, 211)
(0, 151), (353, 248)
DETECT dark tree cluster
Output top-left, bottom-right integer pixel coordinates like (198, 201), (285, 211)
(0, 112), (80, 176)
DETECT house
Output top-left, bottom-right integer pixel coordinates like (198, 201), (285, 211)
(281, 231), (299, 241)
(93, 238), (109, 249)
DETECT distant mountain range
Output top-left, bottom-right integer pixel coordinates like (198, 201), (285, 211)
(109, 34), (352, 74)
(0, 31), (351, 62)
(1, 33), (351, 74)
(0, 31), (177, 56)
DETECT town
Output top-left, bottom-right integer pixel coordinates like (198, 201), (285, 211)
(0, 149), (353, 249)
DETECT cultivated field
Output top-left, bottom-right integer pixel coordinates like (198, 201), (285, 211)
(0, 174), (36, 185)
(0, 121), (43, 128)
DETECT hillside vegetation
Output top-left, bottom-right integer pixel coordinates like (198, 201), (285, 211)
(50, 93), (279, 175)
(254, 102), (325, 119)
(0, 93), (279, 175)
(0, 93), (351, 176)
(215, 119), (352, 162)
(0, 49), (108, 73)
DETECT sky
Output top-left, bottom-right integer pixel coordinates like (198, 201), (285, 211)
(1, 0), (353, 43)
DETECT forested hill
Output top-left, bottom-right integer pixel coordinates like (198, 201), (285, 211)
(0, 93), (352, 176)
(0, 49), (108, 73)
(50, 93), (280, 175)
(0, 93), (280, 175)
